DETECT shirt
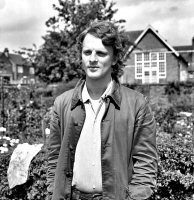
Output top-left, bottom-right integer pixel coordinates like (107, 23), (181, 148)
(72, 80), (113, 193)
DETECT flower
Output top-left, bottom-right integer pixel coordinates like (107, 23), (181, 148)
(0, 127), (6, 132)
(45, 128), (50, 135)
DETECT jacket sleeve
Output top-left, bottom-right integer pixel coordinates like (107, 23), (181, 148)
(47, 98), (61, 197)
(127, 96), (158, 200)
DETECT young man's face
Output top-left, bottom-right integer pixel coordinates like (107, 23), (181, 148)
(81, 33), (115, 81)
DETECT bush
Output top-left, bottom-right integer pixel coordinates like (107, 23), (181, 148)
(1, 108), (194, 200)
(0, 146), (48, 200)
(0, 83), (194, 199)
(0, 85), (49, 143)
(150, 107), (194, 200)
(150, 132), (194, 200)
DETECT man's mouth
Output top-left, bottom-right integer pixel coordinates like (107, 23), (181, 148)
(88, 66), (99, 68)
(88, 66), (99, 70)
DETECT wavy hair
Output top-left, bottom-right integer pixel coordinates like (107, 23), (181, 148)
(77, 21), (125, 78)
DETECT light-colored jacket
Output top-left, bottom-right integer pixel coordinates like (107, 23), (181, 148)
(47, 78), (158, 200)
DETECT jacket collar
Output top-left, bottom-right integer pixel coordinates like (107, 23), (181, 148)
(71, 77), (121, 110)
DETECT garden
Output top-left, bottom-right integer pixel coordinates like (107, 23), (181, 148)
(0, 81), (194, 200)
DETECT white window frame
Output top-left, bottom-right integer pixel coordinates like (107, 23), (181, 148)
(29, 67), (35, 74)
(17, 66), (23, 73)
(135, 52), (166, 83)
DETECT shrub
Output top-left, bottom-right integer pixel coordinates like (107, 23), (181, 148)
(150, 132), (194, 200)
(0, 146), (48, 200)
(0, 83), (194, 199)
(150, 107), (194, 200)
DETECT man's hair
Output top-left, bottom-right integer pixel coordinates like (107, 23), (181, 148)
(77, 21), (125, 78)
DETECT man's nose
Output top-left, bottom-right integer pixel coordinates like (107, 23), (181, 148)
(89, 52), (97, 63)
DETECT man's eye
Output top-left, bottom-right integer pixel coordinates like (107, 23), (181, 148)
(97, 52), (107, 57)
(83, 50), (91, 55)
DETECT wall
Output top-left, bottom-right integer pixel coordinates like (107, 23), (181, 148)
(127, 83), (194, 111)
(122, 30), (184, 85)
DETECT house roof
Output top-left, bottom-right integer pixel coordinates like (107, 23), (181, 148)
(0, 51), (26, 66)
(125, 25), (180, 58)
(173, 45), (193, 51)
(188, 65), (194, 72)
(9, 53), (26, 65)
(173, 45), (193, 63)
(125, 30), (143, 44)
(0, 53), (12, 65)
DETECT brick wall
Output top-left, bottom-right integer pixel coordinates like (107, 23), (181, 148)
(122, 30), (187, 84)
(126, 83), (194, 111)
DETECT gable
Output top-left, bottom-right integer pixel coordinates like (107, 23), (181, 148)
(125, 25), (179, 58)
(9, 54), (26, 65)
(134, 30), (168, 51)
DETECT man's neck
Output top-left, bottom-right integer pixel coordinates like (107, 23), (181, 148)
(86, 77), (112, 100)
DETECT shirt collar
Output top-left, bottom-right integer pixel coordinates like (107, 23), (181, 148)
(71, 78), (121, 110)
(82, 79), (113, 103)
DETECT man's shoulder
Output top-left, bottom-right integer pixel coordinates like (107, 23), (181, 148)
(54, 88), (75, 105)
(119, 85), (150, 111)
(120, 84), (144, 99)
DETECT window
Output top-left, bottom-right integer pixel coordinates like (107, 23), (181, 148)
(136, 53), (142, 61)
(159, 62), (165, 73)
(29, 67), (35, 74)
(17, 66), (23, 73)
(136, 67), (142, 74)
(144, 71), (150, 76)
(144, 53), (150, 61)
(151, 53), (157, 61)
(136, 74), (142, 78)
(159, 52), (165, 60)
(144, 62), (150, 68)
(151, 62), (157, 68)
(144, 71), (150, 83)
(151, 71), (157, 83)
(136, 63), (142, 73)
(135, 52), (166, 83)
(152, 71), (157, 76)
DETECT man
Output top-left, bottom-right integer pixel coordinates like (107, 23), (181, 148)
(47, 21), (157, 200)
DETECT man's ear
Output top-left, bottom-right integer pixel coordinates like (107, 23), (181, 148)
(112, 56), (118, 66)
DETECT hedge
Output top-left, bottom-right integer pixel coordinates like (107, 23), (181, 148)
(0, 107), (194, 199)
(0, 82), (194, 199)
(0, 146), (48, 200)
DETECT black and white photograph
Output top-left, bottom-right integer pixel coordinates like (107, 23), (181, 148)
(0, 0), (194, 199)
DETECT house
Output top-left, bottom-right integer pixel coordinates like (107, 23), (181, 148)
(0, 48), (35, 85)
(173, 37), (194, 80)
(121, 25), (191, 84)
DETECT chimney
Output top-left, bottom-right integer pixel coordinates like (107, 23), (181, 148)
(192, 37), (194, 49)
(3, 48), (9, 57)
(192, 37), (194, 68)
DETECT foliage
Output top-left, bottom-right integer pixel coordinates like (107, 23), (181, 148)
(0, 85), (49, 144)
(151, 131), (194, 199)
(0, 136), (19, 154)
(35, 0), (126, 83)
(15, 44), (38, 68)
(0, 147), (48, 200)
(0, 83), (194, 199)
(150, 107), (194, 200)
(164, 81), (194, 111)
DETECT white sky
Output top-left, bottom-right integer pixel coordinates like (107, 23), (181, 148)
(0, 0), (194, 52)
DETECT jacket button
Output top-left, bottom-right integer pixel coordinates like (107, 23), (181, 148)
(69, 145), (74, 151)
(66, 171), (72, 177)
(74, 122), (78, 126)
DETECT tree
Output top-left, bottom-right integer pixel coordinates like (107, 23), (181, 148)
(35, 0), (126, 83)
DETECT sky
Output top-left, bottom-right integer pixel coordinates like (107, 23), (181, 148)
(0, 0), (194, 53)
